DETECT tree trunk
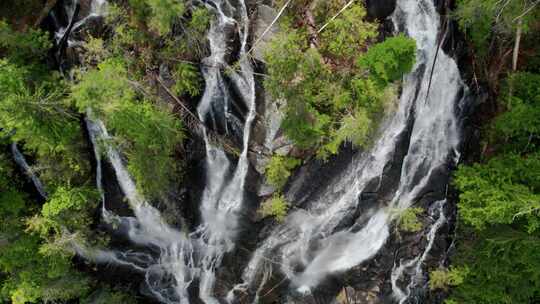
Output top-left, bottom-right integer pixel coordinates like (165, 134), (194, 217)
(512, 18), (523, 71)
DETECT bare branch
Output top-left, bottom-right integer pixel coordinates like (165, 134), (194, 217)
(318, 0), (356, 33)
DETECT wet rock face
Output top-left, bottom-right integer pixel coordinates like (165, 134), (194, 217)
(251, 4), (280, 61)
(366, 0), (397, 20)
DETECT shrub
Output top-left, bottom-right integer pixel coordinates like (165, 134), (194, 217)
(173, 63), (201, 97)
(146, 0), (185, 35)
(259, 194), (289, 222)
(319, 3), (377, 61)
(429, 267), (468, 291)
(265, 155), (300, 189)
(357, 35), (417, 87)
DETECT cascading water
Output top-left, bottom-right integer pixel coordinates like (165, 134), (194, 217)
(54, 0), (469, 302)
(62, 0), (257, 303)
(193, 0), (256, 302)
(229, 0), (468, 301)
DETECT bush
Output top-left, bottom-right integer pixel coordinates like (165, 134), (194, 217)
(265, 155), (300, 189)
(357, 35), (417, 87)
(319, 3), (377, 61)
(388, 207), (423, 233)
(319, 108), (372, 159)
(173, 63), (201, 97)
(0, 21), (51, 63)
(263, 8), (416, 155)
(146, 0), (185, 35)
(259, 194), (289, 222)
(429, 267), (468, 291)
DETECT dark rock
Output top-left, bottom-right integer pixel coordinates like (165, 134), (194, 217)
(366, 0), (397, 20)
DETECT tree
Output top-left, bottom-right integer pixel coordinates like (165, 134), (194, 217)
(319, 3), (377, 61)
(450, 69), (540, 303)
(455, 153), (540, 232)
(72, 59), (184, 197)
(263, 8), (415, 155)
(356, 35), (417, 88)
(455, 0), (539, 82)
(449, 227), (540, 303)
(0, 152), (93, 304)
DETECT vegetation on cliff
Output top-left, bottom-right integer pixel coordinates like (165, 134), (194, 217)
(431, 1), (540, 303)
(0, 0), (210, 302)
(264, 2), (415, 159)
(1, 0), (538, 303)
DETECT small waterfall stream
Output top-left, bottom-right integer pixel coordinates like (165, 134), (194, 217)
(52, 0), (469, 303)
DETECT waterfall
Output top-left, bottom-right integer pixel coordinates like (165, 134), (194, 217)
(70, 0), (257, 303)
(229, 0), (468, 300)
(54, 0), (107, 47)
(85, 113), (196, 304)
(193, 0), (256, 301)
(391, 200), (448, 303)
(56, 0), (469, 302)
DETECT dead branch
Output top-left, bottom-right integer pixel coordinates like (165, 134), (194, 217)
(318, 0), (356, 33)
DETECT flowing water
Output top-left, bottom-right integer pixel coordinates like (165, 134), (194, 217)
(230, 0), (467, 300)
(55, 0), (469, 302)
(69, 0), (257, 303)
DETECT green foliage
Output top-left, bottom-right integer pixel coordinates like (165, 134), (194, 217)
(451, 71), (540, 303)
(449, 227), (540, 303)
(0, 21), (51, 64)
(173, 63), (201, 97)
(319, 108), (372, 159)
(81, 287), (138, 304)
(319, 3), (377, 61)
(455, 153), (540, 232)
(189, 7), (211, 36)
(35, 187), (98, 237)
(265, 155), (300, 189)
(259, 194), (289, 222)
(111, 101), (183, 197)
(0, 60), (81, 157)
(429, 267), (468, 291)
(82, 37), (110, 65)
(0, 25), (90, 189)
(264, 8), (416, 155)
(146, 0), (185, 35)
(0, 152), (93, 304)
(72, 59), (134, 114)
(492, 72), (540, 152)
(0, 154), (26, 219)
(357, 35), (417, 87)
(0, 233), (91, 304)
(72, 59), (183, 197)
(389, 207), (423, 233)
(455, 0), (539, 58)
